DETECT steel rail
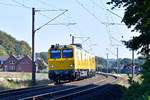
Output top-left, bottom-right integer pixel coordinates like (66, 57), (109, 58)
(20, 75), (116, 100)
(0, 73), (117, 100)
(0, 85), (53, 100)
(0, 83), (73, 100)
(53, 77), (118, 100)
(0, 84), (49, 94)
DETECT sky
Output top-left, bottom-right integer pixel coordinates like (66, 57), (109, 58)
(0, 0), (140, 59)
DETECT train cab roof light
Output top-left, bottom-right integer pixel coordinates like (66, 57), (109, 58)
(51, 45), (55, 48)
(64, 45), (67, 48)
(71, 43), (82, 48)
(55, 44), (59, 48)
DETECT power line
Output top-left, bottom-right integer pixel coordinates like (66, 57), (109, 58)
(64, 11), (85, 38)
(101, 22), (124, 25)
(76, 0), (122, 55)
(38, 12), (76, 27)
(89, 0), (123, 24)
(75, 0), (122, 45)
(36, 0), (85, 40)
(106, 9), (123, 19)
(75, 0), (104, 25)
(90, 0), (117, 50)
(37, 7), (78, 38)
(0, 1), (28, 8)
(36, 9), (67, 12)
(36, 0), (58, 9)
(89, 0), (105, 10)
(89, 0), (123, 19)
(88, 0), (124, 50)
(35, 9), (68, 32)
(11, 0), (31, 9)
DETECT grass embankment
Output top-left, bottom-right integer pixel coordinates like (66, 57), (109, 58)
(113, 74), (142, 87)
(0, 72), (50, 91)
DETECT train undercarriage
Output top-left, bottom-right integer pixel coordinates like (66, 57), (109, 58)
(48, 69), (96, 84)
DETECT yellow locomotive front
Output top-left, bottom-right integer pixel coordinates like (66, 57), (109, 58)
(48, 45), (75, 82)
(48, 44), (96, 83)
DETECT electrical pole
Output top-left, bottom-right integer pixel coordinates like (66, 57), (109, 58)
(70, 35), (90, 45)
(131, 49), (134, 80)
(72, 35), (74, 44)
(106, 53), (109, 73)
(32, 8), (36, 85)
(116, 47), (119, 74)
(31, 8), (68, 85)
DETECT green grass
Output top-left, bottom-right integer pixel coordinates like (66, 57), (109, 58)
(0, 72), (50, 91)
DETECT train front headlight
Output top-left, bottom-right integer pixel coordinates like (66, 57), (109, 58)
(50, 65), (54, 68)
(70, 64), (74, 67)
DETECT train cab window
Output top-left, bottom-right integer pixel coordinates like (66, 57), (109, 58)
(62, 49), (73, 58)
(50, 49), (61, 58)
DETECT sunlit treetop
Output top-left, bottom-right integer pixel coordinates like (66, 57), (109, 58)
(107, 0), (150, 56)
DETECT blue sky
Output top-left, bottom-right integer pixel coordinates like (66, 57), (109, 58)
(0, 0), (139, 58)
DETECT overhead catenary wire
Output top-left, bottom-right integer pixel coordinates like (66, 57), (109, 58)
(12, 0), (61, 11)
(64, 12), (85, 38)
(35, 9), (68, 32)
(11, 0), (31, 9)
(37, 0), (91, 48)
(36, 0), (58, 9)
(0, 1), (23, 7)
(11, 0), (70, 28)
(75, 0), (113, 54)
(35, 9), (68, 12)
(76, 0), (123, 47)
(35, 6), (79, 39)
(89, 0), (124, 25)
(88, 0), (124, 59)
(106, 9), (123, 19)
(89, 0), (123, 44)
(35, 0), (78, 35)
(89, 0), (105, 10)
(89, 0), (123, 20)
(75, 0), (104, 25)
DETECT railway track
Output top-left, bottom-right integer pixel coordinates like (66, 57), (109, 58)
(0, 84), (76, 100)
(0, 74), (119, 100)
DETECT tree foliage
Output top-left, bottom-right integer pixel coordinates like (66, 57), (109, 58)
(95, 56), (107, 66)
(107, 0), (150, 99)
(39, 52), (48, 63)
(0, 30), (31, 56)
(37, 59), (47, 71)
(122, 60), (150, 100)
(0, 45), (8, 56)
(107, 0), (150, 56)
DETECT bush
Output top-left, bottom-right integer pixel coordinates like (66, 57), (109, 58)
(122, 59), (150, 100)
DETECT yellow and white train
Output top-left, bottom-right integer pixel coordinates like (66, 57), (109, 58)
(48, 44), (96, 82)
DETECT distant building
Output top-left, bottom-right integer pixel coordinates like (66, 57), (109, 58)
(0, 56), (9, 69)
(2, 55), (18, 72)
(2, 55), (32, 72)
(16, 55), (32, 72)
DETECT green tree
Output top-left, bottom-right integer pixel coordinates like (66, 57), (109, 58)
(36, 59), (47, 71)
(95, 56), (107, 71)
(107, 0), (150, 57)
(0, 30), (31, 55)
(0, 45), (8, 56)
(107, 0), (150, 99)
(40, 52), (48, 63)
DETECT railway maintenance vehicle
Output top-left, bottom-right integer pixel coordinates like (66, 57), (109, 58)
(48, 44), (96, 83)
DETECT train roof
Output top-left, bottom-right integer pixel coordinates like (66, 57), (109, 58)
(49, 44), (95, 57)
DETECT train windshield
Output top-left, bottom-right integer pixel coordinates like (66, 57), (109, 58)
(62, 49), (73, 58)
(50, 49), (61, 58)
